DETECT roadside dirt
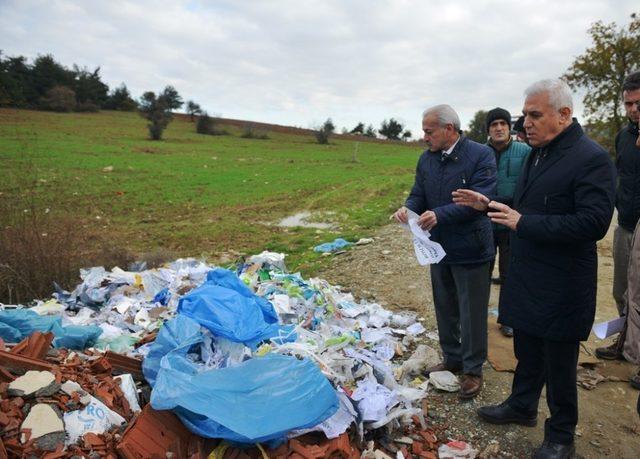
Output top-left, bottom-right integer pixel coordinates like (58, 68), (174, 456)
(318, 222), (640, 458)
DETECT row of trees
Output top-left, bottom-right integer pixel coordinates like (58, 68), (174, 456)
(0, 52), (138, 112)
(347, 118), (412, 140)
(315, 118), (413, 144)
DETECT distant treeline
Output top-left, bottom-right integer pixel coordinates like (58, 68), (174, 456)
(0, 51), (137, 112)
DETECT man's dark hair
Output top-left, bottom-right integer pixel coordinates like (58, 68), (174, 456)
(622, 70), (640, 92)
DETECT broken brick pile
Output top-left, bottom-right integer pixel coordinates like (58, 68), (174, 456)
(0, 331), (200, 458)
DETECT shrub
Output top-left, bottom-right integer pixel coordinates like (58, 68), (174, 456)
(138, 90), (172, 140)
(240, 123), (269, 139)
(315, 118), (335, 144)
(75, 101), (100, 112)
(40, 85), (76, 112)
(0, 196), (134, 304)
(196, 112), (228, 136)
(196, 112), (214, 134)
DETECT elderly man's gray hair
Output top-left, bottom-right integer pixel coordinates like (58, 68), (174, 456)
(422, 104), (461, 131)
(524, 79), (574, 111)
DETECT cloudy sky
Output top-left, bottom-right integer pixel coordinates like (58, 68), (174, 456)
(1, 0), (637, 137)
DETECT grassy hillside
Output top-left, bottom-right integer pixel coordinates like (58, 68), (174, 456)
(0, 108), (421, 279)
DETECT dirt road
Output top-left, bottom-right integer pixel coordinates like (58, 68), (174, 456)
(318, 222), (640, 458)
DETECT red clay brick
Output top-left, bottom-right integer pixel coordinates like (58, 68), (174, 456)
(117, 404), (204, 459)
(0, 349), (54, 372)
(104, 351), (144, 380)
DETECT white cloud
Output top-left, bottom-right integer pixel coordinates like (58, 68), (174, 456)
(0, 0), (637, 137)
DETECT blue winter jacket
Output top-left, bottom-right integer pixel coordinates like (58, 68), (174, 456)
(405, 136), (497, 264)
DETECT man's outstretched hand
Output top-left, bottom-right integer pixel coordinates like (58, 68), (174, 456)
(452, 189), (522, 230)
(452, 189), (490, 211)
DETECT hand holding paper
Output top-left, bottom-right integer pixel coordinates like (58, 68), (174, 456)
(398, 209), (446, 265)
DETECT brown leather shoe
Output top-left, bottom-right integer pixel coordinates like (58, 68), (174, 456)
(459, 374), (483, 399)
(424, 362), (462, 376)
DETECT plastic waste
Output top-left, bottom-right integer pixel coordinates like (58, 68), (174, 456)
(114, 374), (142, 412)
(142, 315), (203, 387)
(313, 238), (351, 253)
(351, 378), (398, 422)
(144, 312), (338, 443)
(152, 352), (339, 443)
(30, 299), (65, 316)
(0, 309), (59, 340)
(177, 268), (294, 347)
(0, 309), (102, 349)
(395, 344), (440, 381)
(52, 324), (102, 349)
(429, 371), (460, 392)
(289, 390), (356, 439)
(248, 251), (287, 271)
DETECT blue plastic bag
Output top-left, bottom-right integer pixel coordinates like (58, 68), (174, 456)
(0, 309), (102, 349)
(52, 325), (103, 349)
(153, 287), (171, 306)
(0, 309), (60, 340)
(313, 238), (351, 253)
(151, 353), (338, 443)
(177, 268), (294, 347)
(144, 315), (338, 443)
(206, 269), (279, 324)
(142, 315), (203, 387)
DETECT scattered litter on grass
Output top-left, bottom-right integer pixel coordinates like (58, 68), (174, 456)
(314, 238), (352, 253)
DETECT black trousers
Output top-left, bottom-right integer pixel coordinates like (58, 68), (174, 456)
(506, 329), (579, 445)
(490, 230), (510, 283)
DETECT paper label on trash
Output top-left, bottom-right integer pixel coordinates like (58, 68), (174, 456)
(592, 316), (626, 339)
(400, 210), (446, 265)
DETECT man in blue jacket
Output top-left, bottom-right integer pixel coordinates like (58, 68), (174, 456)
(453, 79), (616, 458)
(485, 107), (531, 337)
(392, 104), (497, 399)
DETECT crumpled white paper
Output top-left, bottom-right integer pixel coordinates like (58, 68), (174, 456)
(401, 209), (446, 265)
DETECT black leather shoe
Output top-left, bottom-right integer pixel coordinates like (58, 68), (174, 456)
(477, 402), (537, 427)
(532, 440), (575, 459)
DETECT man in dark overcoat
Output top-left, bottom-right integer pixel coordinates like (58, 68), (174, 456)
(453, 79), (616, 459)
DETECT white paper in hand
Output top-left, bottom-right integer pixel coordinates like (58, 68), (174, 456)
(400, 209), (446, 265)
(592, 316), (626, 339)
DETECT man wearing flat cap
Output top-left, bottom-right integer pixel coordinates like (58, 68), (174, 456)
(485, 108), (531, 336)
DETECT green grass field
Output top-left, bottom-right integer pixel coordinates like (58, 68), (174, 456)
(0, 108), (421, 273)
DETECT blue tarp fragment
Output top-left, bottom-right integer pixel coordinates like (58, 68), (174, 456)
(177, 268), (295, 347)
(0, 309), (102, 349)
(313, 238), (352, 253)
(145, 316), (338, 443)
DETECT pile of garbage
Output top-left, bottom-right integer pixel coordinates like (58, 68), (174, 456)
(0, 251), (476, 457)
